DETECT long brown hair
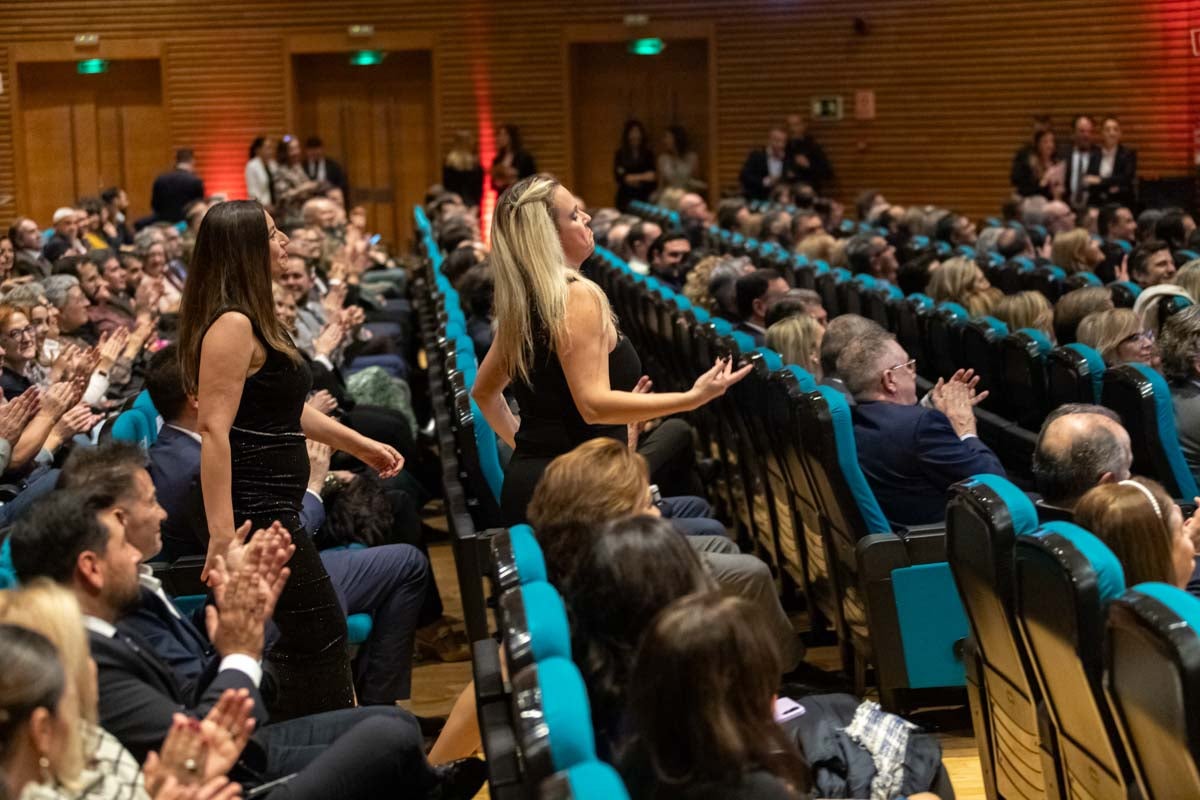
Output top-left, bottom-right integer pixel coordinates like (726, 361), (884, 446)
(628, 592), (811, 796)
(177, 200), (298, 393)
(1074, 477), (1177, 586)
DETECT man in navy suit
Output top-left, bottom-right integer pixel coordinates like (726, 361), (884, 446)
(838, 331), (1006, 526)
(149, 149), (205, 224)
(8, 489), (486, 798)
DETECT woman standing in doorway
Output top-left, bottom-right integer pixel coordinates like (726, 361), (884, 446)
(613, 119), (657, 211)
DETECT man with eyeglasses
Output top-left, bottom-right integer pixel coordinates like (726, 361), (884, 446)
(837, 331), (1005, 526)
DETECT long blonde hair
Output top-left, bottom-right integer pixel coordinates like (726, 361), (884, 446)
(490, 174), (613, 383)
(1077, 308), (1142, 365)
(927, 256), (1001, 316)
(1050, 228), (1093, 273)
(0, 580), (90, 783)
(766, 314), (824, 378)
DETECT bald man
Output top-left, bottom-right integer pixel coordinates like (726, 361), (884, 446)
(1031, 404), (1132, 521)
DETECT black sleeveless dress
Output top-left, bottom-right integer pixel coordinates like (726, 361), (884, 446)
(499, 321), (642, 525)
(222, 315), (355, 717)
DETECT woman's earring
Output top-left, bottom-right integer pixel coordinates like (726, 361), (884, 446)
(38, 754), (55, 784)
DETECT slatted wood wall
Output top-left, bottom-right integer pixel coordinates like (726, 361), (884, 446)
(1, 0), (1196, 226)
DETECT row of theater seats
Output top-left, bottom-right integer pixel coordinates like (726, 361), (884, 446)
(414, 208), (629, 798)
(948, 473), (1200, 800)
(588, 244), (968, 711)
(626, 201), (1200, 501)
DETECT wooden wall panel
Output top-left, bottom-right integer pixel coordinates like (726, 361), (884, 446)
(1, 0), (1196, 229)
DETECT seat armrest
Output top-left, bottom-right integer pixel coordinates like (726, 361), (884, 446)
(472, 638), (506, 704)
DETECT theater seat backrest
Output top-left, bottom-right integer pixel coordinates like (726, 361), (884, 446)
(499, 580), (571, 672)
(511, 657), (597, 782)
(1047, 343), (1105, 407)
(490, 524), (548, 592)
(540, 761), (631, 800)
(1015, 521), (1130, 798)
(1102, 362), (1200, 499)
(1106, 582), (1200, 799)
(1000, 327), (1053, 429)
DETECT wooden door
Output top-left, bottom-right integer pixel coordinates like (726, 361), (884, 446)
(293, 51), (434, 250)
(570, 39), (710, 210)
(17, 59), (166, 225)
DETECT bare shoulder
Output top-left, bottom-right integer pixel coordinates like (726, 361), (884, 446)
(204, 310), (253, 339)
(200, 311), (261, 369)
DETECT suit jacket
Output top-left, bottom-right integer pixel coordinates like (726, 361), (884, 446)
(739, 149), (788, 201)
(147, 425), (324, 563)
(88, 626), (267, 766)
(1063, 146), (1099, 206)
(119, 586), (214, 692)
(785, 135), (833, 191)
(852, 400), (1006, 526)
(306, 157), (349, 198)
(1171, 381), (1200, 483)
(734, 321), (767, 347)
(150, 169), (205, 223)
(14, 249), (51, 279)
(1087, 145), (1137, 208)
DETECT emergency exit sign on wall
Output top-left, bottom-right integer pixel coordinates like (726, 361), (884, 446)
(811, 96), (843, 121)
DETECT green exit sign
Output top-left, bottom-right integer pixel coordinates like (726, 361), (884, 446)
(349, 50), (385, 66)
(627, 38), (665, 56)
(77, 59), (109, 75)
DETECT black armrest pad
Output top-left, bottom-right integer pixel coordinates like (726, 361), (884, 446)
(472, 638), (506, 704)
(857, 527), (948, 579)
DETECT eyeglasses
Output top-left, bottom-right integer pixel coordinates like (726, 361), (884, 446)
(4, 327), (34, 341)
(886, 358), (917, 374)
(1121, 329), (1155, 346)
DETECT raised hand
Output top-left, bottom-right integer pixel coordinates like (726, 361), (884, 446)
(41, 380), (78, 419)
(306, 439), (333, 488)
(322, 282), (348, 318)
(627, 375), (653, 450)
(202, 520), (251, 586)
(97, 328), (129, 371)
(53, 403), (101, 438)
(199, 689), (257, 779)
(356, 438), (404, 478)
(313, 320), (346, 358)
(689, 357), (753, 406)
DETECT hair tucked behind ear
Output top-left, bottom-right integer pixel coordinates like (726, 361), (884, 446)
(490, 175), (613, 383)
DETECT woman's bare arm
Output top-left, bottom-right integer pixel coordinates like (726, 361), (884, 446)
(470, 345), (518, 448)
(197, 312), (255, 581)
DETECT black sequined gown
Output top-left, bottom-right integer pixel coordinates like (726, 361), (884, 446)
(225, 317), (354, 717)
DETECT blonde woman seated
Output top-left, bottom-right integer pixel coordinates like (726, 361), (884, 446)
(1174, 259), (1200, 302)
(1050, 228), (1106, 275)
(1076, 308), (1156, 367)
(993, 291), (1055, 343)
(926, 256), (1002, 317)
(1074, 477), (1199, 595)
(766, 314), (824, 378)
(0, 580), (247, 800)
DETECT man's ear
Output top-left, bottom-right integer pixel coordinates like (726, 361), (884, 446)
(76, 550), (104, 594)
(1098, 471), (1117, 485)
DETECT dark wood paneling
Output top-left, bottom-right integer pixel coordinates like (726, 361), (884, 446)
(1, 0), (1196, 228)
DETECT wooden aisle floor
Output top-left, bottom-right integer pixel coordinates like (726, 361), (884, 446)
(404, 538), (985, 799)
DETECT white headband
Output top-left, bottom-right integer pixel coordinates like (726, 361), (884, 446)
(1119, 480), (1162, 521)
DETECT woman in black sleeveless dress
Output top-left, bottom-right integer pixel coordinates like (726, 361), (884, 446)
(471, 175), (750, 525)
(178, 201), (403, 718)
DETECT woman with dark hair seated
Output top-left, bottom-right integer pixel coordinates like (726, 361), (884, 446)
(621, 592), (811, 800)
(565, 515), (716, 761)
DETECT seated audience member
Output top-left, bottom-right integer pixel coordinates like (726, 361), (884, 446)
(1054, 286), (1113, 344)
(1158, 306), (1200, 478)
(647, 231), (692, 291)
(934, 212), (978, 248)
(840, 331), (1004, 525)
(739, 127), (790, 202)
(7, 489), (486, 798)
(766, 314), (823, 377)
(681, 255), (722, 312)
(995, 227), (1035, 261)
(1155, 209), (1197, 259)
(1050, 228), (1105, 275)
(10, 216), (53, 278)
(621, 593), (812, 800)
(1134, 283), (1193, 339)
(1129, 239), (1177, 288)
(564, 516), (718, 761)
(844, 233), (899, 284)
(458, 263), (494, 360)
(790, 210), (825, 246)
(1099, 203), (1136, 244)
(1136, 209), (1163, 244)
(622, 220), (662, 276)
(764, 288), (827, 328)
(993, 291), (1055, 341)
(0, 580), (246, 800)
(855, 189), (888, 222)
(704, 257), (753, 319)
(734, 268), (788, 346)
(1175, 259), (1200, 303)
(1043, 200), (1075, 236)
(526, 439), (802, 675)
(1076, 308), (1155, 367)
(819, 314), (884, 401)
(796, 232), (835, 265)
(1074, 477), (1198, 595)
(896, 252), (940, 296)
(759, 209), (793, 249)
(1032, 404), (1132, 521)
(925, 256), (1002, 317)
(715, 198), (751, 234)
(43, 208), (87, 264)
